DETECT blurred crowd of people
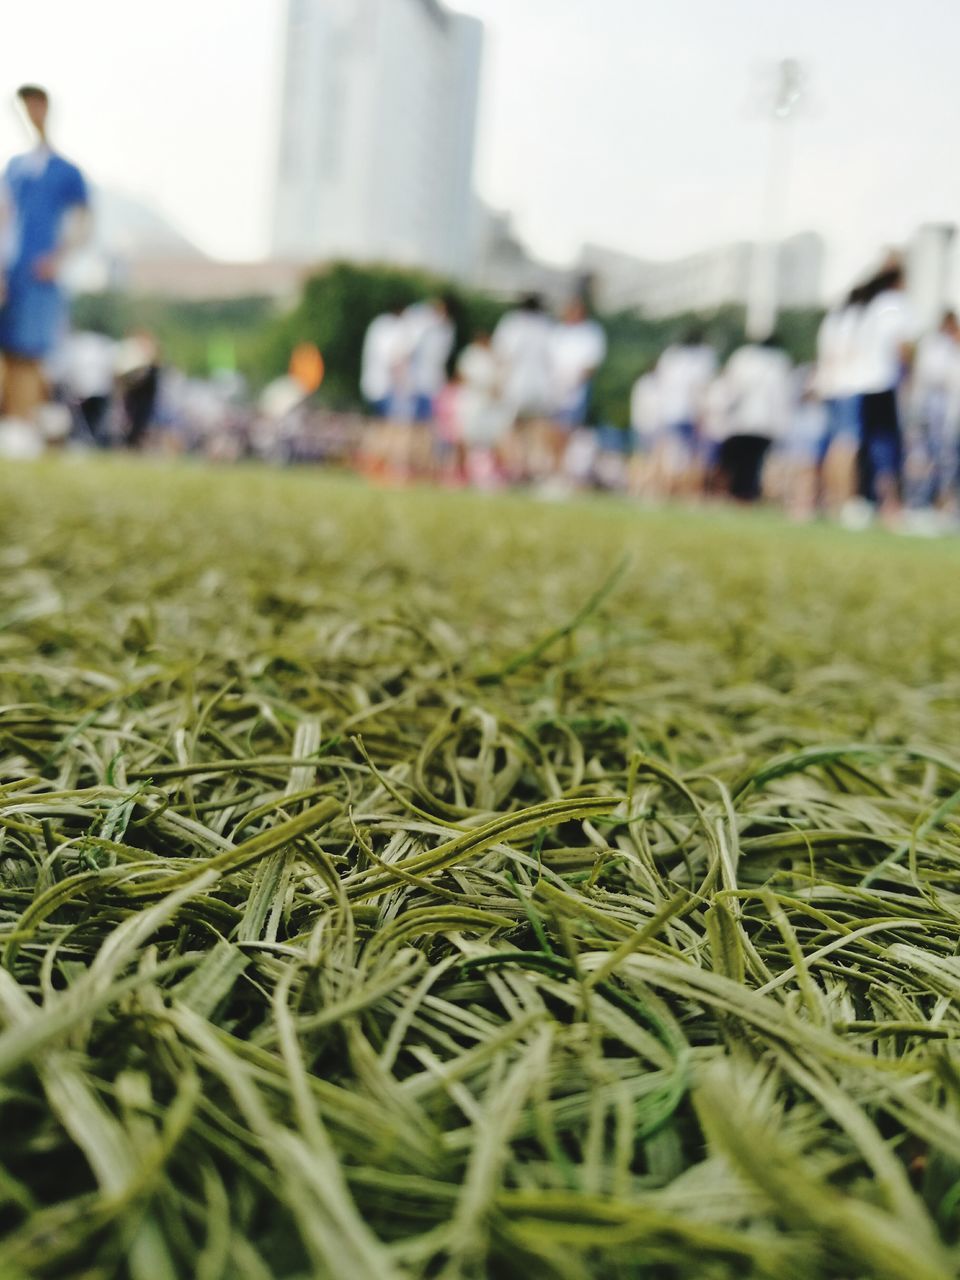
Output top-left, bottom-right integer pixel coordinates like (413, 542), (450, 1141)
(0, 85), (173, 457)
(350, 256), (959, 532)
(5, 272), (959, 538)
(629, 255), (960, 529)
(357, 292), (606, 486)
(0, 84), (89, 450)
(2, 84), (958, 532)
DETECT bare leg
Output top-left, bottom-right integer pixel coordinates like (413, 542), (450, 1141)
(875, 471), (902, 526)
(821, 440), (858, 514)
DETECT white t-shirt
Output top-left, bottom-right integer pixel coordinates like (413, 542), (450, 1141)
(114, 334), (156, 379)
(629, 373), (660, 443)
(817, 305), (867, 399)
(911, 329), (960, 438)
(855, 290), (916, 395)
(815, 308), (845, 399)
(401, 303), (455, 398)
(724, 345), (794, 440)
(655, 343), (716, 427)
(360, 312), (403, 403)
(492, 308), (554, 416)
(549, 319), (607, 406)
(456, 342), (510, 446)
(457, 342), (498, 395)
(60, 330), (117, 399)
(833, 305), (865, 397)
(913, 330), (957, 393)
(700, 376), (732, 444)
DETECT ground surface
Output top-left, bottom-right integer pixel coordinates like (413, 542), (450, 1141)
(1, 459), (960, 1280)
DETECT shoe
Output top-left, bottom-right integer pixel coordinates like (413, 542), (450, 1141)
(0, 417), (44, 460)
(839, 498), (874, 531)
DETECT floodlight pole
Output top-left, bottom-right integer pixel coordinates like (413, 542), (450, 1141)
(746, 58), (803, 341)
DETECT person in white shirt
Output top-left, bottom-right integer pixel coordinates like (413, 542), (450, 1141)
(783, 366), (827, 519)
(700, 373), (732, 495)
(815, 287), (865, 512)
(627, 366), (660, 498)
(549, 298), (607, 429)
(399, 295), (455, 423)
(909, 309), (960, 508)
(492, 293), (554, 481)
(718, 334), (793, 501)
(358, 304), (406, 480)
(457, 332), (510, 451)
(652, 328), (717, 496)
(492, 293), (554, 423)
(59, 327), (116, 444)
(545, 297), (606, 475)
(359, 307), (404, 418)
(378, 294), (455, 479)
(815, 302), (845, 403)
(629, 368), (660, 450)
(855, 262), (916, 518)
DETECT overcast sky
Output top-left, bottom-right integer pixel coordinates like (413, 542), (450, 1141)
(2, 0), (959, 296)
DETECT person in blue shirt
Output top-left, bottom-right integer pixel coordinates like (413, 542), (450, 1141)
(0, 85), (89, 423)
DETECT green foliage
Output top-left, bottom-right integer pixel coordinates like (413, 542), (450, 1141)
(245, 261), (507, 407)
(71, 291), (279, 376)
(774, 306), (823, 366)
(69, 289), (131, 338)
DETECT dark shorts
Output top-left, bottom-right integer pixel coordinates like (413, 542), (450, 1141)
(817, 395), (861, 466)
(667, 420), (698, 448)
(552, 383), (591, 430)
(383, 392), (435, 422)
(0, 272), (65, 360)
(860, 389), (902, 497)
(409, 394), (433, 423)
(718, 434), (772, 502)
(366, 396), (392, 419)
(703, 439), (723, 468)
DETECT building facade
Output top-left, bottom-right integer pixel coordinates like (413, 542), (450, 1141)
(907, 223), (956, 333)
(581, 233), (824, 319)
(273, 0), (483, 278)
(470, 207), (574, 305)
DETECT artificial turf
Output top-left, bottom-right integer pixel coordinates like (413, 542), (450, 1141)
(1, 458), (960, 1279)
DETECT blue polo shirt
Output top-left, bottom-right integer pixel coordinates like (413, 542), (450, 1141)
(0, 149), (88, 359)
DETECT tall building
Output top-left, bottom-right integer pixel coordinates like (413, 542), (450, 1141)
(273, 0), (483, 278)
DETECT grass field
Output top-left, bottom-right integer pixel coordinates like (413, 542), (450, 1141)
(2, 459), (960, 1280)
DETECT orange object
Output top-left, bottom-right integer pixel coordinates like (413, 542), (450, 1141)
(289, 343), (324, 394)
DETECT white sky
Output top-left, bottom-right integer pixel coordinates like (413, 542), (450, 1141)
(2, 0), (959, 296)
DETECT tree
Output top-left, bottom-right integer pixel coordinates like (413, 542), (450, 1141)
(246, 261), (506, 407)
